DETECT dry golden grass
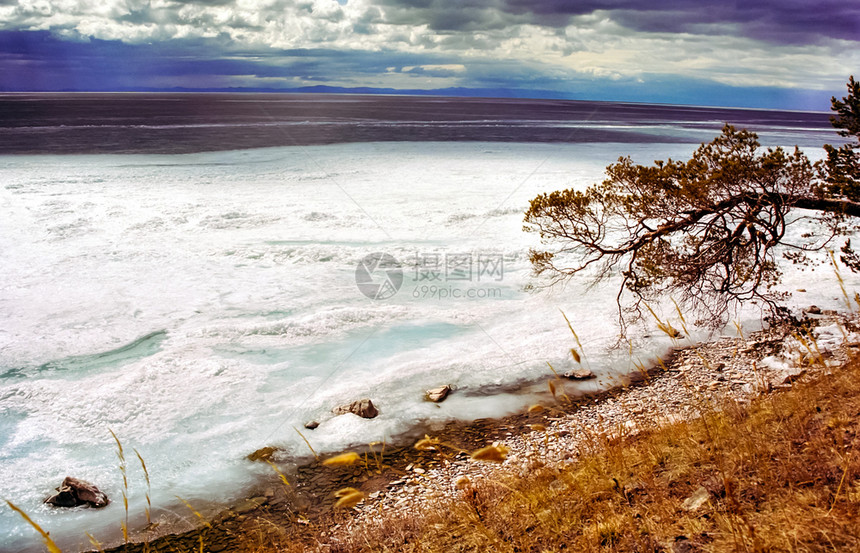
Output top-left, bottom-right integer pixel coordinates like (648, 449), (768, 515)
(322, 452), (362, 467)
(16, 337), (859, 553)
(5, 500), (63, 553)
(257, 355), (860, 553)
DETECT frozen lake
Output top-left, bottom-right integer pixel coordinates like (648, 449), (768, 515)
(0, 100), (854, 551)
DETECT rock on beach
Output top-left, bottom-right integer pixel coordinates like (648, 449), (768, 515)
(333, 398), (379, 418)
(426, 385), (452, 403)
(563, 368), (595, 380)
(45, 477), (109, 508)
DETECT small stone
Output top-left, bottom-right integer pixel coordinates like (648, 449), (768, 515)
(332, 398), (379, 419)
(304, 420), (320, 430)
(681, 486), (711, 511)
(805, 305), (822, 315)
(426, 385), (452, 403)
(562, 368), (595, 380)
(413, 467), (426, 474)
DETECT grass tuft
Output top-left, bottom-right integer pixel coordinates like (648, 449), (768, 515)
(5, 500), (63, 553)
(133, 447), (155, 530)
(470, 444), (509, 463)
(293, 427), (319, 461)
(334, 488), (365, 509)
(265, 354), (860, 553)
(322, 452), (361, 467)
(108, 429), (129, 544)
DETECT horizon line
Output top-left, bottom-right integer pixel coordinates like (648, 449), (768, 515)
(0, 86), (832, 115)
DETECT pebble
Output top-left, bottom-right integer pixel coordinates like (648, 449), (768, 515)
(314, 314), (860, 539)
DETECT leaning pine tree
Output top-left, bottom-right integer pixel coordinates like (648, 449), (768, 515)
(524, 77), (860, 330)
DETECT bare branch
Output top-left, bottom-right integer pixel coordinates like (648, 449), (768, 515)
(524, 123), (859, 330)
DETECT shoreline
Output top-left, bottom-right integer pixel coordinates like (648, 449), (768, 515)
(90, 311), (856, 552)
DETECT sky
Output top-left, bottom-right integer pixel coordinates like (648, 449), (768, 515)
(0, 0), (858, 109)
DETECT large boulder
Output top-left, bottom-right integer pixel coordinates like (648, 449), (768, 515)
(45, 477), (109, 508)
(332, 398), (379, 419)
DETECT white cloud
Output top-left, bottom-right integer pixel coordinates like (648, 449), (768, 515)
(0, 0), (856, 93)
(403, 63), (465, 72)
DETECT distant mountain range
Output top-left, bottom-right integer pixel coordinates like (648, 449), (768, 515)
(0, 80), (829, 112)
(48, 85), (579, 100)
(22, 83), (825, 112)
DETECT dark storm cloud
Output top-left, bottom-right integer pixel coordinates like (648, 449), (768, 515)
(375, 0), (860, 43)
(609, 1), (860, 44)
(374, 0), (526, 31)
(0, 31), (453, 90)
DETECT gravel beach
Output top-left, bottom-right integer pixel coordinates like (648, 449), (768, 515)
(101, 311), (860, 552)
